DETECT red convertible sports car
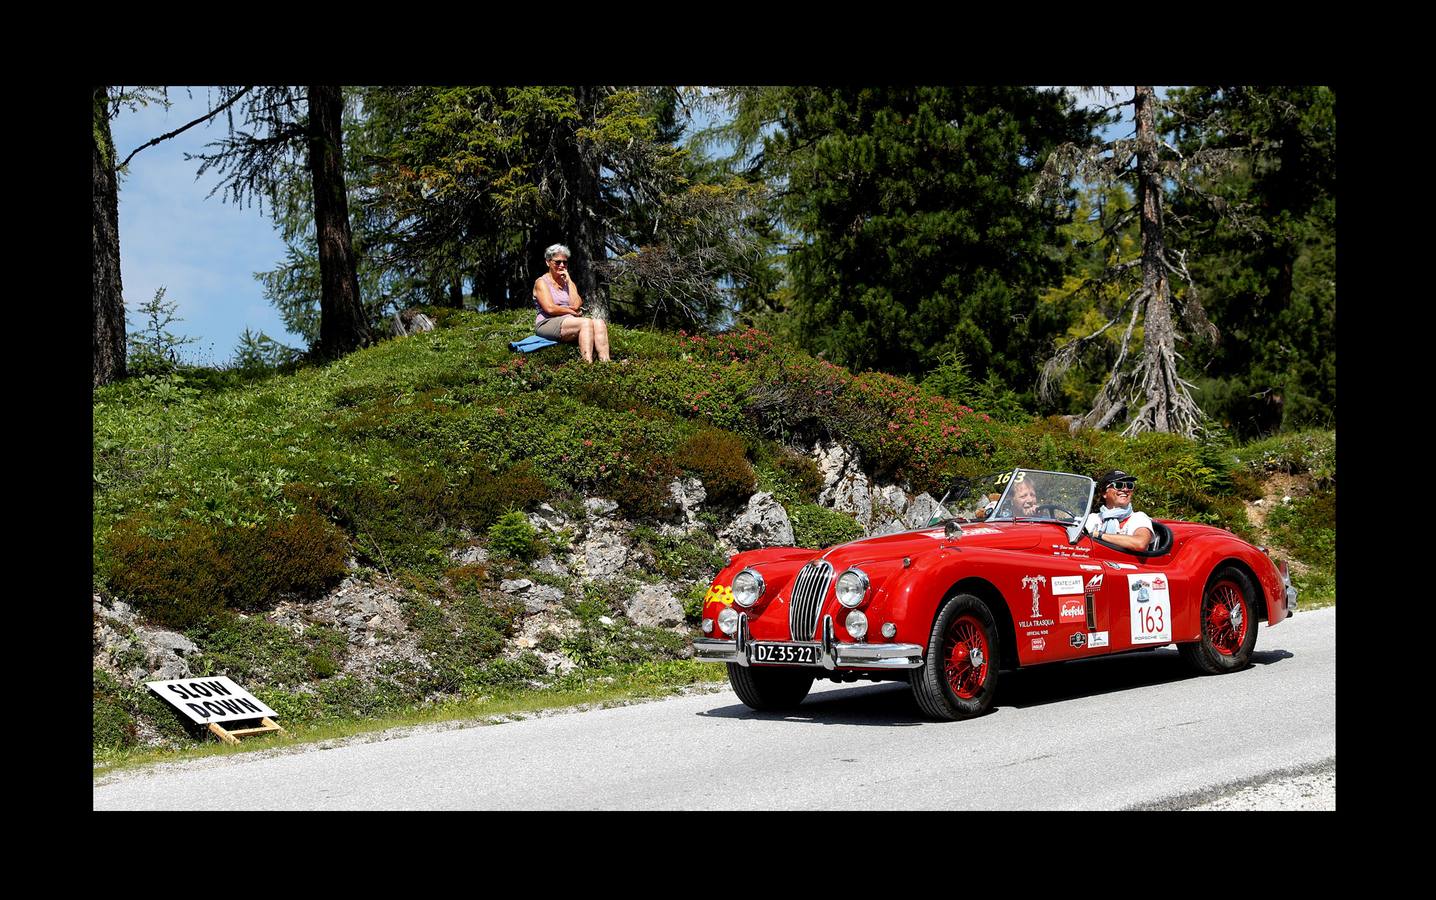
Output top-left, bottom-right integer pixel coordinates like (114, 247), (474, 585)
(696, 468), (1297, 720)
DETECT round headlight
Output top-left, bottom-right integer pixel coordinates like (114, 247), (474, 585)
(836, 568), (870, 608)
(717, 608), (740, 636)
(845, 609), (868, 640)
(732, 568), (765, 608)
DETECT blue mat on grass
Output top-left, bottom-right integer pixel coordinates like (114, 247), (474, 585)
(509, 335), (557, 353)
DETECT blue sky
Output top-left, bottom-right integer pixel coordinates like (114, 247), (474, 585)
(109, 87), (297, 364)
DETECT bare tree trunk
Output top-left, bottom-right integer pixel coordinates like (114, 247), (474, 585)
(93, 87), (126, 388)
(565, 86), (610, 321)
(1126, 85), (1201, 437)
(307, 85), (371, 358)
(444, 270), (464, 308)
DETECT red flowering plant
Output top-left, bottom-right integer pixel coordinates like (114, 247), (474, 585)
(837, 371), (1001, 494)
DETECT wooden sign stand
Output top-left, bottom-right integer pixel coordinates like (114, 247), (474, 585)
(208, 717), (285, 745)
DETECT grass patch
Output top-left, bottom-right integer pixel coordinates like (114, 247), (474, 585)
(94, 659), (724, 776)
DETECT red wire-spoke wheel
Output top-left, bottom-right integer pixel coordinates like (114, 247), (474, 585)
(1180, 566), (1260, 675)
(1204, 578), (1249, 656)
(944, 615), (990, 699)
(911, 593), (999, 720)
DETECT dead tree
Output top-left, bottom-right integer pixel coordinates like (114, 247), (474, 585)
(1032, 86), (1227, 437)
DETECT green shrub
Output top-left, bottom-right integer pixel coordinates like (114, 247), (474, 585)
(186, 617), (348, 687)
(448, 460), (550, 529)
(743, 355), (850, 445)
(473, 653), (547, 688)
(307, 652), (340, 679)
(1234, 431), (1336, 486)
(920, 351), (977, 403)
(487, 511), (539, 561)
(93, 669), (137, 750)
(1266, 492), (1336, 569)
(681, 582), (709, 622)
(789, 503), (864, 549)
(630, 526), (727, 582)
(106, 507), (348, 629)
(675, 427), (756, 507)
(562, 620), (689, 671)
(93, 669), (196, 754)
(605, 449), (680, 521)
(445, 563), (489, 591)
(401, 579), (525, 694)
(770, 447), (824, 503)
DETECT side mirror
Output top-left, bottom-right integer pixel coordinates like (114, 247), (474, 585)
(944, 519), (964, 540)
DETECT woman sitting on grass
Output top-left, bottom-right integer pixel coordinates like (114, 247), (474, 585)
(534, 243), (611, 363)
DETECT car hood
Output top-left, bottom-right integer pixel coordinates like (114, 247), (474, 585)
(816, 521), (1049, 569)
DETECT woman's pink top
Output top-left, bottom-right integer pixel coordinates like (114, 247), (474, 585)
(534, 275), (572, 328)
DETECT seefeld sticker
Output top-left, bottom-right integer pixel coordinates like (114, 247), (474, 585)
(1051, 575), (1084, 595)
(1089, 631), (1109, 648)
(1128, 574), (1172, 644)
(1059, 596), (1086, 623)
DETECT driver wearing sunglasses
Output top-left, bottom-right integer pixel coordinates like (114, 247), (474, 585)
(1082, 469), (1154, 551)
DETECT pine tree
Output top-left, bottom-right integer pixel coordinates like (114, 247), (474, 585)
(1166, 86), (1336, 436)
(194, 86), (372, 359)
(93, 87), (126, 388)
(710, 86), (1098, 386)
(353, 86), (760, 329)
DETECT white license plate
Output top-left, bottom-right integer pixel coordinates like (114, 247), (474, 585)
(751, 642), (822, 665)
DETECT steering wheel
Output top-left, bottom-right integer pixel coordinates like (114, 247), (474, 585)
(1035, 503), (1077, 522)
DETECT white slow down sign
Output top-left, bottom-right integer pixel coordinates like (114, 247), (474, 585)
(146, 676), (278, 724)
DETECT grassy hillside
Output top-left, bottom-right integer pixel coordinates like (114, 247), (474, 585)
(92, 308), (1334, 760)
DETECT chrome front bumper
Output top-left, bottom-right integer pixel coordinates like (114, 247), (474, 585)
(693, 614), (925, 670)
(1281, 566), (1298, 617)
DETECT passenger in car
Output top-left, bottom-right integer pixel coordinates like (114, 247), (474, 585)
(1083, 470), (1154, 551)
(992, 479), (1040, 519)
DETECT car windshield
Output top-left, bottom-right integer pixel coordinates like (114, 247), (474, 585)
(932, 471), (1014, 523)
(986, 468), (1096, 524)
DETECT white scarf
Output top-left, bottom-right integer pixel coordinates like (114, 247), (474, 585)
(1097, 504), (1131, 534)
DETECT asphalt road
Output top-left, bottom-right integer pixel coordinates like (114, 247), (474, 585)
(94, 607), (1335, 811)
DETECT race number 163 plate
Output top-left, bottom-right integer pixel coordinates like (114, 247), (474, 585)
(1128, 574), (1172, 644)
(752, 642), (821, 665)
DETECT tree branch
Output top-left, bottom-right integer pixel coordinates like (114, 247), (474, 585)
(118, 87), (253, 171)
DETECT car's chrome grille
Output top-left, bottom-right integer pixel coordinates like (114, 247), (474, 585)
(789, 560), (834, 641)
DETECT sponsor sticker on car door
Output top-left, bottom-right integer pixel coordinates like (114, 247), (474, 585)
(1128, 574), (1172, 644)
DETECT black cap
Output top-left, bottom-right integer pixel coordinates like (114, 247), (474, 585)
(1097, 470), (1135, 491)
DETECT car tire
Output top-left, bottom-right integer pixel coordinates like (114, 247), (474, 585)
(1179, 566), (1260, 675)
(909, 593), (999, 721)
(726, 664), (815, 711)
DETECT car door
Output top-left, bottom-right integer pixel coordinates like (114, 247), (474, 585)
(1084, 535), (1188, 651)
(1014, 527), (1114, 663)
